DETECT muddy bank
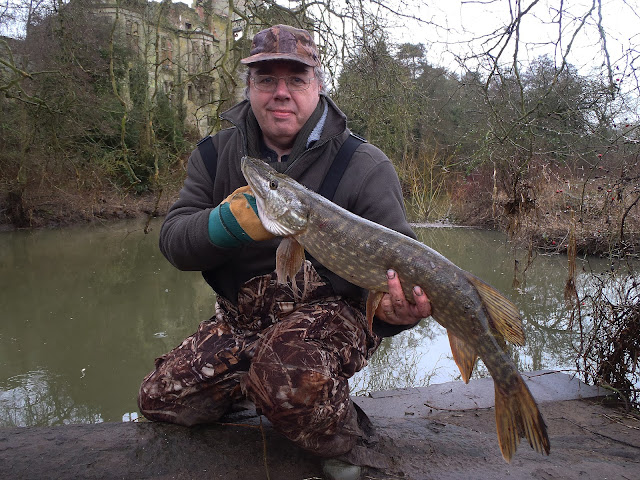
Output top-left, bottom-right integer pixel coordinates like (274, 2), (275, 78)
(3, 175), (637, 257)
(2, 372), (639, 480)
(0, 181), (181, 231)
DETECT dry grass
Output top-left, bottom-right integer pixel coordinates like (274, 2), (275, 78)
(0, 162), (184, 229)
(448, 161), (640, 257)
(398, 145), (455, 222)
(523, 169), (639, 256)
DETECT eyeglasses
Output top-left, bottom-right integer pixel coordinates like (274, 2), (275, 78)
(250, 75), (316, 92)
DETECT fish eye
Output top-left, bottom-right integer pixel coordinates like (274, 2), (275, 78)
(269, 179), (278, 190)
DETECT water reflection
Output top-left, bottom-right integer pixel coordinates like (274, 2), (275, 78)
(0, 219), (214, 427)
(1, 370), (102, 426)
(0, 221), (612, 426)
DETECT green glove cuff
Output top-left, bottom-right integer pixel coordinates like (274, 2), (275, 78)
(208, 194), (260, 248)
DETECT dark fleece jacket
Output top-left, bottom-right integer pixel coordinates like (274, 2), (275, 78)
(159, 95), (418, 336)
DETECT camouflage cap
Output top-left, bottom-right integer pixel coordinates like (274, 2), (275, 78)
(241, 24), (320, 67)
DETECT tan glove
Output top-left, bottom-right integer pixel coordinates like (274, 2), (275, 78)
(208, 186), (275, 248)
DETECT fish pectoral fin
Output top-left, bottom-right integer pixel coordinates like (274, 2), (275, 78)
(465, 272), (526, 346)
(365, 291), (385, 334)
(494, 377), (550, 462)
(275, 237), (306, 285)
(447, 331), (478, 383)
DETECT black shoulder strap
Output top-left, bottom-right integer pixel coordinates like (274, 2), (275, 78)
(318, 134), (365, 201)
(196, 135), (218, 181)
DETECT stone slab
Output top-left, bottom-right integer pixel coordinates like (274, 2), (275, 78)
(353, 370), (607, 418)
(2, 371), (636, 480)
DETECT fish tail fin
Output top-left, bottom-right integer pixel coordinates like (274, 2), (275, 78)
(465, 272), (526, 346)
(494, 376), (550, 462)
(448, 331), (478, 383)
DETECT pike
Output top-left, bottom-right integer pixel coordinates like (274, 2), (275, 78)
(241, 156), (550, 462)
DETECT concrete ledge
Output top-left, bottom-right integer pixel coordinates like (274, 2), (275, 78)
(2, 372), (638, 480)
(354, 370), (606, 417)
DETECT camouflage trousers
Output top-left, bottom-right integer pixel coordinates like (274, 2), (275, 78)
(138, 261), (381, 457)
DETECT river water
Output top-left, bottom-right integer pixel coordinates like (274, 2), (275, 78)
(0, 219), (612, 427)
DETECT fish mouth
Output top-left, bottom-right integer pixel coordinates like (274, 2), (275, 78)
(240, 156), (261, 193)
(240, 156), (272, 224)
(241, 157), (274, 201)
(240, 156), (305, 237)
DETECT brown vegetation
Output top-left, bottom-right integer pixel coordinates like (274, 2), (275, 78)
(0, 160), (184, 230)
(448, 158), (640, 257)
(570, 269), (640, 410)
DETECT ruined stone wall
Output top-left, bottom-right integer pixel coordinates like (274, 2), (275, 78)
(93, 0), (242, 137)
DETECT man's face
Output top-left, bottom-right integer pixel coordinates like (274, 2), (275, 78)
(248, 61), (321, 154)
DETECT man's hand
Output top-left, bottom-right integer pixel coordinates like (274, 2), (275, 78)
(375, 269), (432, 326)
(208, 186), (275, 248)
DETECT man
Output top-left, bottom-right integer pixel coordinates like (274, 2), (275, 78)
(138, 24), (431, 479)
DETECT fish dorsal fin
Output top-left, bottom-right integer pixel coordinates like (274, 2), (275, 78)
(448, 331), (478, 384)
(465, 272), (526, 346)
(275, 237), (306, 285)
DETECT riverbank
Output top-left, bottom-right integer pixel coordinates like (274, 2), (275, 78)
(2, 164), (638, 257)
(2, 371), (639, 479)
(0, 181), (180, 231)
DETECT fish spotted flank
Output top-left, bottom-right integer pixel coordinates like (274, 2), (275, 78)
(241, 155), (550, 462)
